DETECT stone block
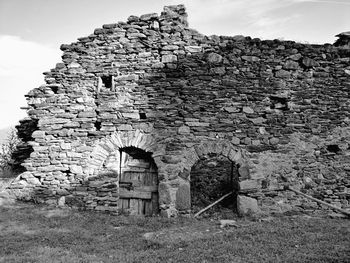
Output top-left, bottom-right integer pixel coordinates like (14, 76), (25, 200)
(186, 122), (210, 127)
(224, 106), (240, 113)
(151, 62), (165, 68)
(242, 106), (254, 114)
(26, 177), (41, 185)
(67, 62), (81, 68)
(60, 143), (71, 150)
(302, 57), (319, 68)
(70, 165), (83, 175)
(221, 142), (232, 156)
(283, 60), (299, 70)
(161, 54), (177, 63)
(160, 208), (178, 218)
(275, 69), (291, 78)
(178, 125), (190, 134)
(182, 148), (199, 168)
(114, 74), (139, 81)
(252, 140), (260, 146)
(140, 13), (158, 21)
(58, 196), (65, 207)
(118, 124), (133, 131)
(228, 149), (237, 161)
(289, 53), (302, 61)
(121, 112), (139, 119)
(210, 67), (226, 75)
(238, 166), (250, 179)
(184, 46), (202, 53)
(239, 179), (260, 192)
(158, 182), (172, 205)
(250, 117), (266, 124)
(32, 131), (45, 139)
(269, 137), (279, 145)
(78, 111), (96, 118)
(175, 183), (191, 211)
(207, 52), (223, 64)
(237, 195), (260, 215)
(162, 155), (181, 164)
(242, 55), (260, 62)
(163, 45), (179, 51)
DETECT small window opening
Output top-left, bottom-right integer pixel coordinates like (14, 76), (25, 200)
(269, 95), (289, 111)
(101, 76), (113, 89)
(50, 86), (59, 94)
(95, 121), (102, 131)
(327, 144), (341, 154)
(139, 112), (147, 119)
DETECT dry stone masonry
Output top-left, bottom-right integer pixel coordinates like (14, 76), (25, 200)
(6, 5), (350, 217)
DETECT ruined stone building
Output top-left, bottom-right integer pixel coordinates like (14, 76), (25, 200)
(7, 5), (350, 217)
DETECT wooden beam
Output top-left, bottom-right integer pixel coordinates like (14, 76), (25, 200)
(134, 186), (158, 192)
(287, 186), (350, 217)
(119, 189), (152, 199)
(194, 192), (233, 218)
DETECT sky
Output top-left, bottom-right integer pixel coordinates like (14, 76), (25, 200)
(0, 0), (349, 129)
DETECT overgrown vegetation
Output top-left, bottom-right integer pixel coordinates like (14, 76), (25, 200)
(0, 203), (349, 263)
(0, 129), (20, 178)
(191, 154), (238, 213)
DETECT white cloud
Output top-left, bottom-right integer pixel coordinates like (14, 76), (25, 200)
(291, 0), (350, 4)
(167, 0), (346, 41)
(0, 35), (61, 129)
(168, 0), (291, 20)
(167, 0), (299, 35)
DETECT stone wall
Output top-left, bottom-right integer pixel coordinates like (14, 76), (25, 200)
(7, 5), (350, 216)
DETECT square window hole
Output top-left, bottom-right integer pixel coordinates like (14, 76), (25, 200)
(101, 76), (113, 89)
(139, 112), (147, 119)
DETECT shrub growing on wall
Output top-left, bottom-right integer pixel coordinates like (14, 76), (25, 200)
(0, 129), (21, 178)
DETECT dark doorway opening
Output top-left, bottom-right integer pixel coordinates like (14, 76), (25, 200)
(190, 153), (239, 217)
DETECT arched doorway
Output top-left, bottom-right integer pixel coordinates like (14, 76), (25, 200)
(85, 130), (162, 216)
(190, 153), (239, 215)
(118, 147), (159, 216)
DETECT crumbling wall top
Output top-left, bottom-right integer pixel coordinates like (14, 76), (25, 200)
(334, 31), (350, 48)
(126, 4), (188, 28)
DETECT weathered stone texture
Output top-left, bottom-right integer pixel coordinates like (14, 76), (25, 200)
(4, 5), (350, 216)
(237, 195), (260, 215)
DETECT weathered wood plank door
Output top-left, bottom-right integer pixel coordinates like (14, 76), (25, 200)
(118, 147), (159, 216)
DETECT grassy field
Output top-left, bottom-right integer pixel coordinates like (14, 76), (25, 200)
(0, 203), (349, 263)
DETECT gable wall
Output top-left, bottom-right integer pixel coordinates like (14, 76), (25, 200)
(9, 5), (350, 216)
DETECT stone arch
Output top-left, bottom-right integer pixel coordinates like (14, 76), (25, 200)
(84, 130), (165, 176)
(180, 139), (249, 177)
(195, 140), (248, 167)
(170, 139), (251, 215)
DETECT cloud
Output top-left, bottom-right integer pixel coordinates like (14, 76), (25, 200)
(0, 35), (61, 129)
(166, 0), (347, 42)
(166, 0), (302, 39)
(291, 0), (350, 4)
(251, 16), (297, 28)
(168, 0), (292, 19)
(168, 0), (349, 31)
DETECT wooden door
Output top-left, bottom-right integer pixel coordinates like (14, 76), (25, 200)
(118, 147), (159, 216)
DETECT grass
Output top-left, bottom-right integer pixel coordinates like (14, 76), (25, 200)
(0, 203), (349, 263)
